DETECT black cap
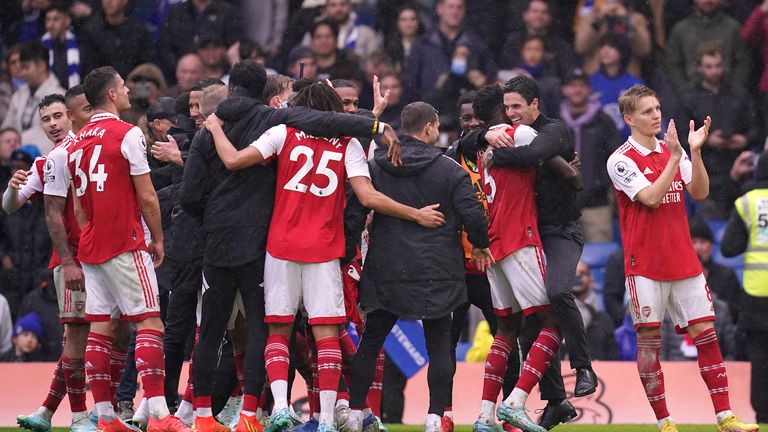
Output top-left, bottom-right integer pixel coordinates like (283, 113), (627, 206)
(564, 68), (590, 85)
(689, 217), (713, 242)
(10, 149), (34, 166)
(147, 97), (180, 123)
(288, 45), (314, 65)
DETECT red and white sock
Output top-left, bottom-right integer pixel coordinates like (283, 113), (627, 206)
(242, 393), (259, 417)
(109, 346), (128, 407)
(233, 346), (246, 395)
(315, 336), (342, 426)
(135, 329), (169, 419)
(480, 335), (515, 421)
(637, 335), (670, 420)
(505, 328), (560, 408)
(41, 357), (66, 414)
(693, 328), (731, 415)
(194, 395), (212, 418)
(265, 334), (291, 411)
(62, 356), (87, 415)
(86, 332), (115, 417)
(365, 349), (385, 417)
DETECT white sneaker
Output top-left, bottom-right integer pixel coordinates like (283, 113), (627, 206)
(346, 410), (363, 432)
(335, 405), (351, 432)
(216, 396), (242, 428)
(131, 398), (149, 429)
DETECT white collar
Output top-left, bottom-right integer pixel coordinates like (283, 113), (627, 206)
(627, 135), (663, 156)
(90, 112), (119, 122)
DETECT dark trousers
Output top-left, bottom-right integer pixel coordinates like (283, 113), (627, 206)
(748, 331), (768, 423)
(349, 310), (452, 416)
(449, 273), (520, 403)
(163, 258), (202, 407)
(518, 221), (590, 401)
(194, 259), (267, 397)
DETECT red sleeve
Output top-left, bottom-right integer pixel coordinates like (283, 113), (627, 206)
(741, 6), (768, 45)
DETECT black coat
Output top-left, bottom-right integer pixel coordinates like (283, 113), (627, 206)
(360, 136), (489, 320)
(179, 88), (379, 267)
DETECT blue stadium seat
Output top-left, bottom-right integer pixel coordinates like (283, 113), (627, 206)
(590, 267), (606, 310)
(456, 341), (472, 361)
(581, 242), (620, 268)
(707, 219), (728, 244)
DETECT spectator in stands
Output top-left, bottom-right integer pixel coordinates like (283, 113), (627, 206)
(677, 44), (759, 220)
(430, 42), (490, 130)
(559, 69), (620, 241)
(286, 46), (317, 79)
(166, 54), (203, 98)
(323, 0), (383, 62)
(238, 40), (278, 75)
(5, 44), (26, 91)
(1, 42), (64, 154)
(0, 148), (51, 311)
(196, 37), (229, 82)
(589, 34), (643, 139)
(18, 270), (63, 360)
(0, 312), (45, 362)
(79, 0), (153, 78)
(157, 0), (241, 81)
(741, 1), (768, 134)
(403, 0), (496, 104)
(572, 261), (617, 360)
(722, 151), (768, 422)
(602, 247), (626, 328)
(359, 50), (392, 110)
(574, 0), (651, 78)
(378, 72), (406, 131)
(665, 0), (752, 96)
(0, 128), (21, 188)
(40, 2), (80, 89)
(0, 292), (10, 356)
(499, 0), (578, 81)
(310, 19), (361, 81)
(3, 0), (48, 46)
(511, 35), (561, 117)
(384, 4), (425, 73)
(240, 0), (288, 57)
(122, 63), (168, 126)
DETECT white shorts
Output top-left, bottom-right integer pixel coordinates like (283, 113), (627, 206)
(487, 246), (550, 317)
(82, 250), (160, 321)
(264, 252), (345, 325)
(196, 273), (246, 330)
(53, 265), (87, 323)
(626, 273), (715, 332)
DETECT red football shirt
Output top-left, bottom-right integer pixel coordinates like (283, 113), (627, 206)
(43, 132), (82, 268)
(607, 137), (702, 281)
(480, 124), (541, 261)
(252, 124), (369, 263)
(68, 113), (150, 264)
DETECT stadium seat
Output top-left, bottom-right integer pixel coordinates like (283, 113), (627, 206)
(455, 341), (472, 361)
(581, 242), (620, 268)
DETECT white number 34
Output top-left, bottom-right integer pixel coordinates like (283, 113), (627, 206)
(70, 145), (108, 196)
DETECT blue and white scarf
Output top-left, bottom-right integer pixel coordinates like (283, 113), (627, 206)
(41, 29), (80, 88)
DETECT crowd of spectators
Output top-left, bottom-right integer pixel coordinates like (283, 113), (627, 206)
(0, 0), (766, 363)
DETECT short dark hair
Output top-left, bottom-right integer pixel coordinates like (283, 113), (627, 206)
(191, 77), (225, 92)
(292, 77), (323, 94)
(503, 75), (539, 104)
(400, 102), (438, 134)
(239, 39), (266, 61)
(64, 84), (85, 107)
(45, 0), (70, 16)
(19, 41), (49, 64)
(289, 82), (344, 113)
(330, 79), (356, 89)
(262, 75), (293, 102)
(472, 85), (503, 123)
(175, 92), (191, 116)
(311, 19), (339, 39)
(458, 91), (475, 110)
(229, 60), (268, 99)
(84, 66), (119, 108)
(38, 93), (65, 111)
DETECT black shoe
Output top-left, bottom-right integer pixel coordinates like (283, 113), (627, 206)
(537, 400), (577, 430)
(573, 367), (598, 397)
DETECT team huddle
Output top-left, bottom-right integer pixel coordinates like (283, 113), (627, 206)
(1, 60), (760, 432)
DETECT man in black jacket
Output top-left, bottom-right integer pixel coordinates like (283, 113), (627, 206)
(464, 75), (597, 428)
(179, 60), (400, 432)
(347, 102), (492, 432)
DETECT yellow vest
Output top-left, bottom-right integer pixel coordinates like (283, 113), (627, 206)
(459, 154), (489, 259)
(735, 189), (768, 297)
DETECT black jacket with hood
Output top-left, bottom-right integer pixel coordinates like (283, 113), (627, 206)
(360, 135), (489, 319)
(179, 87), (380, 267)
